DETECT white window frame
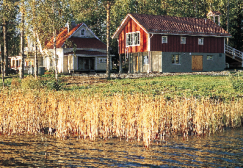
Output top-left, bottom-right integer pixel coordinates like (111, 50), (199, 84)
(180, 37), (186, 44)
(172, 54), (180, 65)
(162, 36), (168, 44)
(198, 38), (204, 45)
(144, 56), (149, 65)
(207, 55), (213, 60)
(126, 31), (140, 47)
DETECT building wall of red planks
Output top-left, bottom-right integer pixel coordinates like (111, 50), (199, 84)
(118, 18), (148, 54)
(150, 35), (224, 53)
(118, 19), (224, 54)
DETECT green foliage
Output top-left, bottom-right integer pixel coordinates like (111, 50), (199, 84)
(16, 76), (63, 90)
(0, 0), (20, 57)
(43, 79), (63, 91)
(60, 74), (241, 101)
(20, 76), (42, 90)
(229, 71), (243, 93)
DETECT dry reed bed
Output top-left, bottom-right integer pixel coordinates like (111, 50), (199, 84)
(0, 90), (242, 147)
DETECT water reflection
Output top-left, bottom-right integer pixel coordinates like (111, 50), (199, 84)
(0, 128), (242, 167)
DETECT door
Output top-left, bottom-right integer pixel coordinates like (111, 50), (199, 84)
(78, 57), (83, 70)
(84, 58), (89, 69)
(192, 55), (203, 71)
(90, 58), (95, 70)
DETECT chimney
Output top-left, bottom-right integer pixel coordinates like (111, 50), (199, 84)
(71, 21), (77, 29)
(66, 21), (69, 33)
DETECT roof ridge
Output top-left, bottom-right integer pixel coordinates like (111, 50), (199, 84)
(127, 13), (231, 37)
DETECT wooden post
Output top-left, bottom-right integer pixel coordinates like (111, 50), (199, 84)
(218, 15), (220, 26)
(138, 52), (140, 73)
(119, 54), (122, 73)
(242, 53), (243, 67)
(128, 53), (130, 73)
(227, 0), (229, 46)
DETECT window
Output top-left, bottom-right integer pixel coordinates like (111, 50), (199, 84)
(180, 37), (186, 44)
(172, 55), (180, 64)
(126, 32), (140, 46)
(198, 38), (204, 45)
(99, 58), (107, 63)
(207, 55), (213, 60)
(162, 36), (168, 43)
(144, 56), (149, 64)
(81, 29), (85, 36)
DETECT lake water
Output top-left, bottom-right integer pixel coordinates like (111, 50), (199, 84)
(0, 128), (242, 167)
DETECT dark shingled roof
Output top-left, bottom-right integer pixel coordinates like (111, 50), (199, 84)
(112, 13), (231, 38)
(67, 37), (106, 50)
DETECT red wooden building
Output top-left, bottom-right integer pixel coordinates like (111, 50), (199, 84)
(112, 13), (231, 73)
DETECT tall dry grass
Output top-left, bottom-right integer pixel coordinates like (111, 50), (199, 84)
(0, 90), (242, 147)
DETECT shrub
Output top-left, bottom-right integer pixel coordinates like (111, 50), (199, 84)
(45, 79), (62, 91)
(20, 76), (42, 90)
(11, 78), (21, 89)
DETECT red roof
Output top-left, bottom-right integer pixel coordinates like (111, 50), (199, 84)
(45, 23), (106, 50)
(112, 13), (231, 38)
(46, 23), (82, 49)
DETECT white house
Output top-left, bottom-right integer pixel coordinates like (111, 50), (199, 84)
(44, 23), (112, 74)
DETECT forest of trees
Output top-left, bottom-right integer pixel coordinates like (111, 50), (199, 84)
(0, 0), (242, 75)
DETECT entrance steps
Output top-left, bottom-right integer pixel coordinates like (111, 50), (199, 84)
(225, 45), (243, 67)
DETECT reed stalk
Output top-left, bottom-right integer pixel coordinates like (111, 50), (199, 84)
(0, 89), (243, 147)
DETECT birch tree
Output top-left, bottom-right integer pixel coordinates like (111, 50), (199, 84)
(25, 0), (71, 80)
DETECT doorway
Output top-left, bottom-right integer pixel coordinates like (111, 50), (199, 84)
(135, 56), (138, 72)
(192, 55), (203, 71)
(78, 57), (95, 70)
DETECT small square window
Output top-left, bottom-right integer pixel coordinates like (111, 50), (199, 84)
(207, 55), (213, 60)
(181, 37), (186, 44)
(172, 55), (180, 64)
(162, 36), (168, 43)
(198, 38), (204, 45)
(99, 58), (107, 63)
(144, 56), (149, 64)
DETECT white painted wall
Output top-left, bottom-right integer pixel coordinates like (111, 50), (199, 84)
(72, 24), (95, 38)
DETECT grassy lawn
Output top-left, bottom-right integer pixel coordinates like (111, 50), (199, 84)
(1, 71), (243, 101)
(62, 73), (243, 101)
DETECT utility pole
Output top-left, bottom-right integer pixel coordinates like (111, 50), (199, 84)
(227, 0), (229, 46)
(2, 20), (6, 87)
(106, 0), (111, 80)
(20, 0), (25, 79)
(0, 0), (4, 88)
(3, 20), (8, 77)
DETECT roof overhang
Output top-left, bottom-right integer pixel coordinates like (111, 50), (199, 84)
(112, 14), (148, 39)
(148, 32), (232, 38)
(64, 48), (107, 54)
